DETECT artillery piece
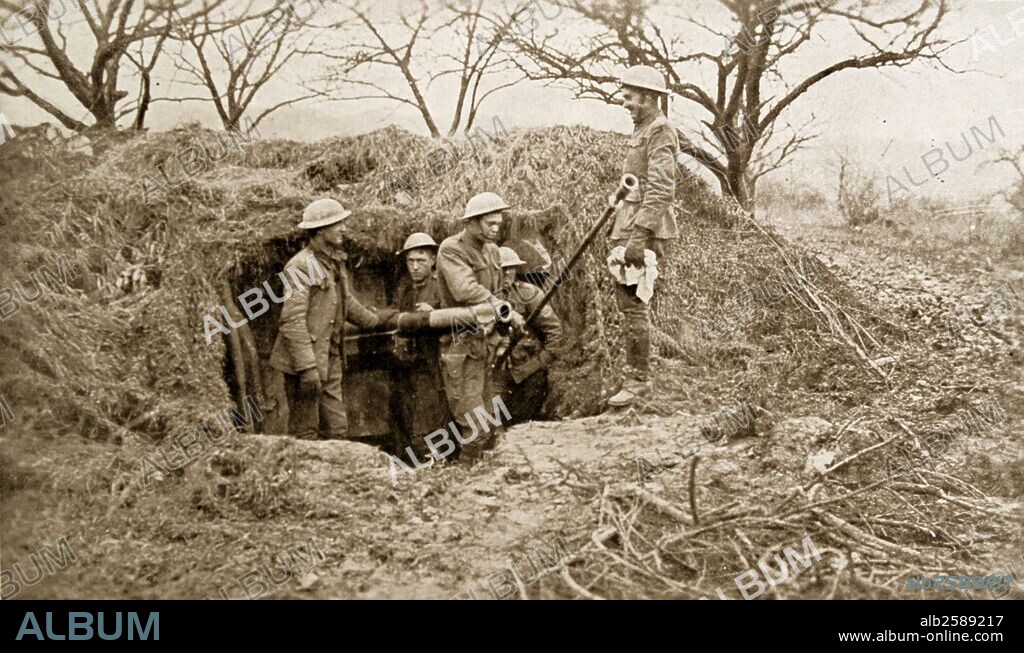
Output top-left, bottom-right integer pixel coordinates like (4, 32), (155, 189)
(340, 300), (517, 454)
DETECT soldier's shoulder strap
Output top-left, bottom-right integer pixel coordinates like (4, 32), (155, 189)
(285, 247), (333, 289)
(648, 114), (678, 141)
(438, 230), (465, 252)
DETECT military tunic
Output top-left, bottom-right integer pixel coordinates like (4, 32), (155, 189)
(498, 281), (563, 370)
(435, 229), (506, 460)
(608, 112), (679, 380)
(391, 272), (446, 460)
(610, 112), (679, 242)
(269, 243), (385, 439)
(393, 273), (441, 312)
(496, 280), (564, 421)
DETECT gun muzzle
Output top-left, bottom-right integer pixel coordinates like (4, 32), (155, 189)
(616, 174), (639, 203)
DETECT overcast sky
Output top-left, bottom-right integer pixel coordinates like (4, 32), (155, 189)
(2, 0), (1022, 201)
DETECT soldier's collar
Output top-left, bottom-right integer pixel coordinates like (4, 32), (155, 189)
(634, 110), (659, 130)
(461, 229), (488, 249)
(310, 240), (347, 265)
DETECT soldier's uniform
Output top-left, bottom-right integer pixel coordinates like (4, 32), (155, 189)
(497, 278), (564, 421)
(270, 204), (389, 439)
(393, 273), (441, 312)
(609, 67), (678, 403)
(436, 229), (506, 461)
(391, 271), (445, 461)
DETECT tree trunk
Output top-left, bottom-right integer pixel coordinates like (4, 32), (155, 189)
(90, 100), (118, 131)
(723, 160), (753, 211)
(133, 71), (152, 130)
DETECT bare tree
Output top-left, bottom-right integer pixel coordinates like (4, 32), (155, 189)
(310, 0), (528, 138)
(991, 146), (1024, 217)
(0, 0), (227, 134)
(511, 0), (961, 209)
(167, 1), (320, 130)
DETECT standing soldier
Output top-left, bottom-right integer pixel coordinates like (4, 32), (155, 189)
(392, 231), (445, 461)
(269, 198), (395, 439)
(495, 247), (564, 421)
(607, 65), (679, 408)
(394, 232), (440, 311)
(436, 193), (525, 463)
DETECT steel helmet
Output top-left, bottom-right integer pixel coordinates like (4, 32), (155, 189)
(398, 232), (439, 256)
(499, 246), (525, 268)
(618, 65), (669, 95)
(298, 198), (352, 230)
(462, 192), (510, 220)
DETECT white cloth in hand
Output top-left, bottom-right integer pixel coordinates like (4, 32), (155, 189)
(607, 246), (659, 304)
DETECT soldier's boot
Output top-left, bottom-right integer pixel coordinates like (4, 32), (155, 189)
(459, 435), (492, 465)
(406, 435), (437, 467)
(481, 424), (505, 452)
(460, 416), (501, 462)
(608, 319), (652, 408)
(608, 375), (651, 408)
(448, 412), (491, 465)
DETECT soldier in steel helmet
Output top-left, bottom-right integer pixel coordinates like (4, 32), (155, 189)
(269, 198), (397, 440)
(607, 65), (680, 408)
(394, 232), (441, 312)
(391, 231), (446, 462)
(495, 247), (564, 422)
(435, 192), (526, 463)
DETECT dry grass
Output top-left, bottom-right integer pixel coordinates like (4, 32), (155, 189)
(1, 123), (895, 438)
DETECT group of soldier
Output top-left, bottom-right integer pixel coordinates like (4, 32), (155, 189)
(265, 65), (679, 465)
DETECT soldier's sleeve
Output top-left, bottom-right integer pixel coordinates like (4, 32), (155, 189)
(633, 123), (679, 234)
(437, 243), (498, 305)
(392, 278), (410, 312)
(424, 280), (441, 308)
(525, 288), (563, 361)
(534, 304), (564, 361)
(278, 260), (318, 372)
(342, 273), (384, 329)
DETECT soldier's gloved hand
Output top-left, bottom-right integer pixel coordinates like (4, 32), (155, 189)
(414, 303), (434, 312)
(299, 368), (321, 396)
(509, 310), (526, 332)
(624, 237), (648, 268)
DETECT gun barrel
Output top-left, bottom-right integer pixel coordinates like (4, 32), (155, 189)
(494, 174), (638, 370)
(392, 301), (512, 334)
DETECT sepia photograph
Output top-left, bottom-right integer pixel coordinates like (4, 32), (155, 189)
(1, 0), (1021, 626)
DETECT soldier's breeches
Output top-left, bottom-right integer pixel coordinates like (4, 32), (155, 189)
(614, 283), (651, 378)
(609, 238), (671, 380)
(611, 238), (650, 380)
(283, 354), (347, 439)
(440, 340), (503, 460)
